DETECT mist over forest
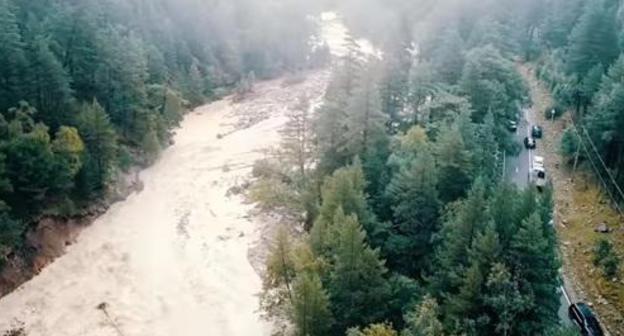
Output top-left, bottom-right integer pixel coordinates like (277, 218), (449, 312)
(0, 0), (622, 335)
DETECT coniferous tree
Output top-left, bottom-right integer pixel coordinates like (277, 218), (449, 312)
(281, 96), (313, 178)
(266, 226), (296, 302)
(0, 0), (27, 112)
(431, 28), (464, 85)
(459, 45), (526, 123)
(28, 36), (73, 129)
(434, 121), (473, 204)
(75, 100), (117, 198)
(430, 178), (489, 295)
(585, 54), (624, 183)
(328, 213), (391, 333)
(0, 211), (23, 265)
(347, 323), (398, 336)
(567, 0), (619, 77)
(484, 263), (527, 336)
(291, 271), (333, 336)
(310, 162), (377, 255)
(345, 66), (387, 157)
(384, 147), (439, 277)
(510, 213), (560, 334)
(315, 94), (350, 175)
(402, 295), (445, 336)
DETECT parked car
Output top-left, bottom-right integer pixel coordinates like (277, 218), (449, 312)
(524, 136), (536, 149)
(508, 120), (518, 132)
(530, 156), (547, 191)
(532, 125), (543, 138)
(533, 155), (544, 168)
(569, 302), (604, 336)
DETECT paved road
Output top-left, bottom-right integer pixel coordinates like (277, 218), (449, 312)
(504, 109), (532, 188)
(503, 107), (574, 328)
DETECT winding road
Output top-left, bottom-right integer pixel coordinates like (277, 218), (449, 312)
(504, 106), (574, 328)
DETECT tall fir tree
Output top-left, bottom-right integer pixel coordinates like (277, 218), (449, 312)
(384, 146), (440, 277)
(291, 271), (333, 336)
(0, 0), (28, 113)
(567, 0), (619, 76)
(328, 212), (391, 333)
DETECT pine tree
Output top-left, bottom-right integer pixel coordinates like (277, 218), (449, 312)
(459, 45), (526, 122)
(291, 272), (333, 336)
(585, 54), (624, 180)
(337, 36), (364, 96)
(265, 226), (296, 302)
(467, 18), (517, 56)
(474, 111), (501, 180)
(431, 28), (464, 85)
(0, 211), (23, 265)
(430, 178), (489, 295)
(484, 263), (528, 336)
(510, 213), (560, 334)
(403, 295), (445, 336)
(28, 36), (73, 129)
(444, 224), (501, 330)
(328, 213), (390, 333)
(75, 100), (117, 198)
(435, 121), (473, 204)
(314, 93), (350, 175)
(52, 126), (85, 176)
(0, 0), (27, 112)
(310, 162), (377, 255)
(384, 146), (440, 276)
(407, 61), (437, 124)
(187, 57), (205, 106)
(567, 0), (619, 76)
(541, 0), (585, 49)
(280, 96), (313, 177)
(489, 183), (519, 248)
(2, 123), (67, 214)
(347, 323), (398, 336)
(59, 4), (100, 101)
(345, 65), (387, 157)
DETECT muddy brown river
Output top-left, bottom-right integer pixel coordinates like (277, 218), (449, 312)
(0, 12), (378, 336)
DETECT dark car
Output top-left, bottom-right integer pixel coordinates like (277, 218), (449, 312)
(569, 302), (604, 336)
(508, 120), (518, 132)
(524, 136), (536, 149)
(532, 125), (543, 138)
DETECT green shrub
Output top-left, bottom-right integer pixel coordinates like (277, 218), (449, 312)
(544, 105), (566, 120)
(117, 145), (134, 172)
(602, 254), (620, 278)
(593, 239), (620, 278)
(560, 128), (581, 159)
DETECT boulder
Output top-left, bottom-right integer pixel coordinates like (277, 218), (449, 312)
(595, 222), (610, 233)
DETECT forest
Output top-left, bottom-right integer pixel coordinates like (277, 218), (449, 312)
(254, 0), (624, 335)
(0, 0), (321, 267)
(1, 0), (624, 334)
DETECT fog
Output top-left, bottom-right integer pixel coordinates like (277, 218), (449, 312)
(0, 0), (619, 334)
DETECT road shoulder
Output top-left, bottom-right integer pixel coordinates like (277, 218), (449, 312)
(518, 63), (624, 334)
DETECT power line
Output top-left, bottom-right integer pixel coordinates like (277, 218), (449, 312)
(570, 123), (624, 216)
(580, 125), (624, 203)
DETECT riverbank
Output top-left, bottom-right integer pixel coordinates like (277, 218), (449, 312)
(0, 167), (143, 298)
(0, 69), (330, 336)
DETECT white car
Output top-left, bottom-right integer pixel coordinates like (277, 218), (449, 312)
(530, 156), (547, 190)
(533, 155), (544, 168)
